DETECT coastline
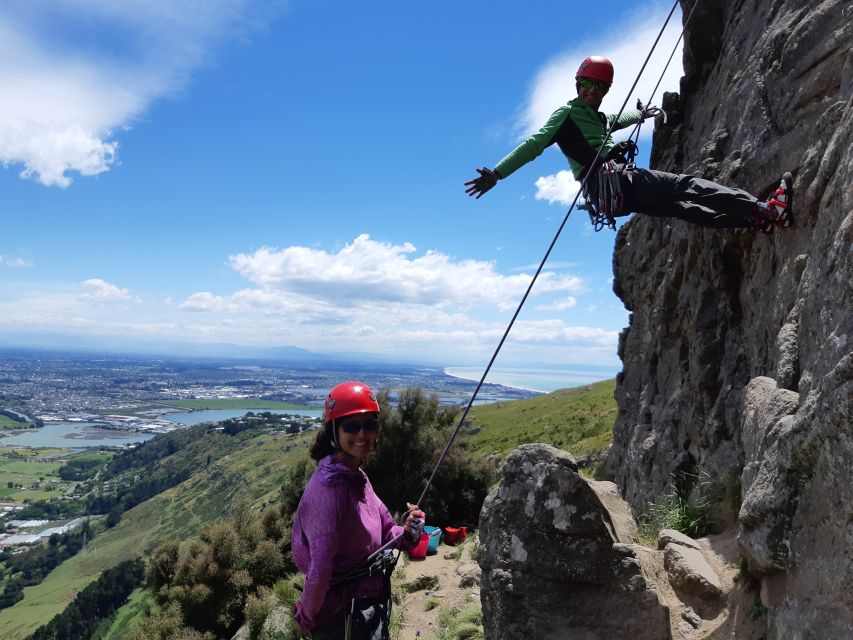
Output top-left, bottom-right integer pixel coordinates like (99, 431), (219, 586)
(443, 366), (617, 394)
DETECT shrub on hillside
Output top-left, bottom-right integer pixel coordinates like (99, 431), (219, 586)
(128, 602), (215, 640)
(146, 506), (292, 638)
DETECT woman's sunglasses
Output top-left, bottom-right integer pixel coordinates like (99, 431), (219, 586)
(339, 415), (380, 434)
(577, 78), (610, 92)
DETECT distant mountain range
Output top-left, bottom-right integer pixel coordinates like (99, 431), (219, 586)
(0, 331), (372, 365)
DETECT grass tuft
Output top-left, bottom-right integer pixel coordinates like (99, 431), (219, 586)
(433, 603), (484, 640)
(401, 574), (440, 593)
(638, 485), (709, 544)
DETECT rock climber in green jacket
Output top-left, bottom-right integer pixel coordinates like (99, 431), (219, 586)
(465, 56), (793, 232)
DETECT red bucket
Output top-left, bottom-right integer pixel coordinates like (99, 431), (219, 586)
(443, 526), (467, 545)
(407, 532), (430, 559)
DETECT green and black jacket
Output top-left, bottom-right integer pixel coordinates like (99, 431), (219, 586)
(494, 98), (642, 180)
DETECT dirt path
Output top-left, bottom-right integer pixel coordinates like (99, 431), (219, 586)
(395, 537), (480, 640)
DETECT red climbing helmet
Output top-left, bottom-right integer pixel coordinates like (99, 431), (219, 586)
(576, 56), (614, 85)
(324, 381), (380, 423)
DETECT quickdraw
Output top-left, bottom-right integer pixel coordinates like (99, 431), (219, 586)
(584, 152), (632, 233)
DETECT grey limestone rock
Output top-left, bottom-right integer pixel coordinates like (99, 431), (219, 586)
(657, 529), (702, 551)
(479, 444), (671, 640)
(606, 1), (852, 637)
(663, 543), (723, 601)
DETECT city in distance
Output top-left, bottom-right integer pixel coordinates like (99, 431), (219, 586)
(0, 346), (616, 444)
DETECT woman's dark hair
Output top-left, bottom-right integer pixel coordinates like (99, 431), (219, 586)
(309, 422), (336, 461)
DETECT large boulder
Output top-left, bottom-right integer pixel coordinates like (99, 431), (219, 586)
(478, 444), (671, 640)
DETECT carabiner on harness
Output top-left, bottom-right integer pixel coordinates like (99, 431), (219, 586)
(583, 159), (627, 232)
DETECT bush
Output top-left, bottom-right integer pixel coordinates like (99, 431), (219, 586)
(128, 602), (216, 640)
(147, 509), (292, 638)
(244, 589), (275, 639)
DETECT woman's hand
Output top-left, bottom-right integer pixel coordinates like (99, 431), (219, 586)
(403, 502), (426, 542)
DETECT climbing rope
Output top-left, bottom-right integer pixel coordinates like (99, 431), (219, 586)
(369, 0), (697, 562)
(625, 0), (698, 157)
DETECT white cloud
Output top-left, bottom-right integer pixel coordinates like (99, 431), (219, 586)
(534, 170), (582, 207)
(536, 296), (577, 311)
(79, 278), (132, 302)
(0, 256), (33, 268)
(508, 320), (619, 347)
(0, 1), (282, 187)
(142, 235), (626, 364)
(226, 234), (584, 310)
(0, 228), (620, 368)
(517, 4), (683, 142)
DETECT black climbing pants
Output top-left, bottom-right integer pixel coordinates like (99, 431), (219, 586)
(615, 168), (759, 228)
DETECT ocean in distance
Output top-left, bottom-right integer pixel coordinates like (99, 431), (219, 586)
(444, 365), (618, 393)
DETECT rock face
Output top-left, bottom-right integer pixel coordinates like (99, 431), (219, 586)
(478, 444), (671, 640)
(607, 1), (852, 638)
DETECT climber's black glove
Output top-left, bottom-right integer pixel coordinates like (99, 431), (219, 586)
(605, 140), (637, 162)
(464, 167), (501, 199)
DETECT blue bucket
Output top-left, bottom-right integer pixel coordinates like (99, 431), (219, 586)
(424, 526), (441, 555)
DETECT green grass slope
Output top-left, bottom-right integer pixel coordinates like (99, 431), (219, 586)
(466, 378), (617, 460)
(91, 587), (155, 640)
(0, 430), (312, 640)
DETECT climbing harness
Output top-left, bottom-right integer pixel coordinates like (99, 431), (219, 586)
(329, 549), (398, 591)
(583, 138), (641, 231)
(331, 549), (398, 640)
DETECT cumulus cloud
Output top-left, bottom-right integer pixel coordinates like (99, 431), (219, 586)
(517, 3), (683, 141)
(534, 170), (583, 206)
(160, 235), (626, 363)
(79, 278), (132, 302)
(536, 296), (577, 311)
(227, 234), (584, 310)
(0, 1), (281, 187)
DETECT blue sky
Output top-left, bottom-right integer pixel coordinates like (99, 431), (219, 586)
(0, 0), (684, 368)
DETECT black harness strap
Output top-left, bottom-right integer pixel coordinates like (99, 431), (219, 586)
(329, 549), (398, 640)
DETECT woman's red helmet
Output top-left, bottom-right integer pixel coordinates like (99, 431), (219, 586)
(324, 381), (380, 423)
(575, 56), (614, 84)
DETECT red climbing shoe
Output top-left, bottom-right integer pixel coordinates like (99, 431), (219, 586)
(765, 172), (794, 227)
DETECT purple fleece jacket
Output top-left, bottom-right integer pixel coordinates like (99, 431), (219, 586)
(292, 455), (412, 631)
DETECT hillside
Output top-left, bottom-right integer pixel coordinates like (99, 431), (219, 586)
(2, 382), (618, 640)
(466, 379), (616, 462)
(0, 428), (313, 640)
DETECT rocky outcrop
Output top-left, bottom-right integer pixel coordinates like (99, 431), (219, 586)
(479, 444), (671, 640)
(477, 445), (760, 639)
(607, 1), (852, 638)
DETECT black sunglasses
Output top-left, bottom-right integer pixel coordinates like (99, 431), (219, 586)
(578, 78), (610, 92)
(339, 415), (380, 434)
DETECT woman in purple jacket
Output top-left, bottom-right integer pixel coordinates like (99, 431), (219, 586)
(292, 381), (425, 639)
